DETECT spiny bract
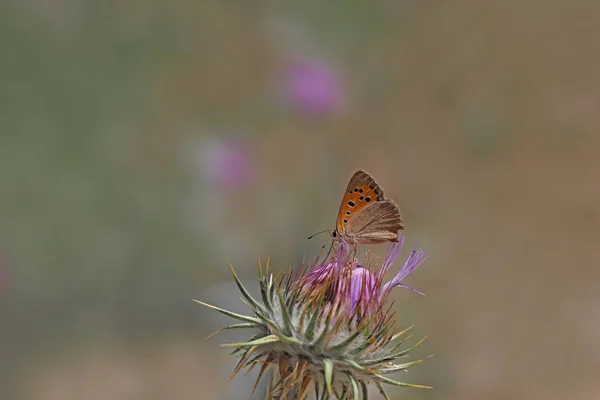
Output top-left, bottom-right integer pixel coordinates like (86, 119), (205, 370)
(197, 235), (430, 399)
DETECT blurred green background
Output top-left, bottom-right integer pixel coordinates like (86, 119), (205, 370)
(2, 1), (600, 399)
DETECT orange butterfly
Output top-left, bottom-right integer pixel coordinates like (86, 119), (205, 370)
(332, 170), (404, 245)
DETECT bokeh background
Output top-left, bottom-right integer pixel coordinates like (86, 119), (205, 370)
(2, 1), (600, 399)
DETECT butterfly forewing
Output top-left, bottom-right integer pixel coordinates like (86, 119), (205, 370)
(335, 170), (386, 234)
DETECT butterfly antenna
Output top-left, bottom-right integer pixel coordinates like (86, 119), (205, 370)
(307, 230), (331, 240)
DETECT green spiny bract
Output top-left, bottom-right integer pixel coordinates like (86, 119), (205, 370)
(197, 237), (430, 399)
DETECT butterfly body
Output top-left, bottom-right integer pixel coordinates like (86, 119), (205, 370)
(332, 170), (404, 245)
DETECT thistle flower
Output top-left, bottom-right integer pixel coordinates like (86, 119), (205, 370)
(196, 235), (430, 399)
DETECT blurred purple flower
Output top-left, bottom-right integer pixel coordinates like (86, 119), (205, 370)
(284, 60), (341, 115)
(201, 138), (252, 190)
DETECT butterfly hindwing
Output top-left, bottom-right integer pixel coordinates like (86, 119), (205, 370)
(344, 199), (403, 244)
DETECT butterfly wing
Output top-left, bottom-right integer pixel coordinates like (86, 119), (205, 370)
(344, 199), (404, 244)
(335, 170), (386, 234)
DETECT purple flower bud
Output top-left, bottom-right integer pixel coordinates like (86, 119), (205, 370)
(349, 267), (377, 315)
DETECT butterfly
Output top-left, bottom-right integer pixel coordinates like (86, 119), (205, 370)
(331, 170), (404, 245)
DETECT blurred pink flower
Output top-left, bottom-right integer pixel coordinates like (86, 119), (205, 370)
(202, 138), (252, 190)
(284, 60), (341, 115)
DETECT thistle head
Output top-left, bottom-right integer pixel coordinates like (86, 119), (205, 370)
(197, 234), (430, 399)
